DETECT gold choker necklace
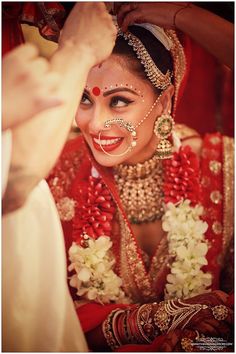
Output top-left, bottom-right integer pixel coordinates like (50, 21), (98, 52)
(113, 155), (164, 224)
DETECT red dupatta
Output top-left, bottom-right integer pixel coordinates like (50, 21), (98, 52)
(47, 130), (233, 352)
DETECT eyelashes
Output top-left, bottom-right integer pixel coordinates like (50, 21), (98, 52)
(80, 93), (134, 108)
(110, 96), (134, 107)
(81, 93), (91, 105)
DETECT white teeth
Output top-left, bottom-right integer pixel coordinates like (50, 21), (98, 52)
(93, 137), (121, 146)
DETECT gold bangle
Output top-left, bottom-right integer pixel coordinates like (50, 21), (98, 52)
(102, 309), (124, 350)
(137, 304), (157, 343)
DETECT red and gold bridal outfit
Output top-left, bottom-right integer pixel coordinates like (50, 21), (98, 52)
(47, 127), (233, 350)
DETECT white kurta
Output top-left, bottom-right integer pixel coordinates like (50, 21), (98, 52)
(2, 172), (87, 350)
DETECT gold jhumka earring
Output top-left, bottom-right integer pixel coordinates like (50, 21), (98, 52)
(154, 112), (174, 159)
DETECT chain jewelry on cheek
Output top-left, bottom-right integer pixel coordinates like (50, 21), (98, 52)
(134, 93), (162, 130)
(98, 93), (163, 157)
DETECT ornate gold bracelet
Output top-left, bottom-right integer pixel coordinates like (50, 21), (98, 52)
(153, 299), (229, 334)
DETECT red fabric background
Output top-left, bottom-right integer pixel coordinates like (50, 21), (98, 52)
(175, 39), (234, 137)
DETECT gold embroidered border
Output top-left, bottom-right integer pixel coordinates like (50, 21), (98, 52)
(165, 29), (186, 115)
(149, 236), (170, 287)
(95, 176), (139, 303)
(174, 124), (200, 140)
(222, 136), (234, 255)
(118, 211), (157, 303)
(119, 214), (144, 303)
(99, 173), (156, 303)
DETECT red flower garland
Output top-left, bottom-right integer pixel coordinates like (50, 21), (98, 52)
(72, 175), (116, 246)
(162, 146), (201, 206)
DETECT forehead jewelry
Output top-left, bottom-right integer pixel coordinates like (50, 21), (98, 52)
(86, 85), (145, 102)
(118, 29), (172, 90)
(98, 92), (163, 157)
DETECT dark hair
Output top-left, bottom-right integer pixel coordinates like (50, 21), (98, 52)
(112, 26), (173, 94)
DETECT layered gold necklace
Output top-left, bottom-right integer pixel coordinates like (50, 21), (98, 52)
(113, 155), (164, 224)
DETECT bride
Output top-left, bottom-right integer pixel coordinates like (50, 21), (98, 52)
(47, 20), (234, 352)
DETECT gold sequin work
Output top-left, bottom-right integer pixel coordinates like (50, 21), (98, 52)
(56, 197), (76, 221)
(173, 124), (200, 140)
(210, 136), (221, 145)
(210, 190), (223, 204)
(118, 211), (157, 303)
(201, 148), (219, 160)
(209, 160), (222, 175)
(48, 150), (83, 202)
(201, 176), (210, 188)
(165, 30), (186, 114)
(148, 237), (171, 300)
(212, 221), (223, 235)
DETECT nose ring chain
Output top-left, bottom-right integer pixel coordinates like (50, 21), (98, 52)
(98, 119), (137, 157)
(98, 93), (163, 157)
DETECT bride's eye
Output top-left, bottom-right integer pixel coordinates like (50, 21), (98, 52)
(110, 96), (134, 108)
(80, 93), (92, 105)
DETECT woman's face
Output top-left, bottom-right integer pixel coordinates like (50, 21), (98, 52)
(76, 55), (171, 166)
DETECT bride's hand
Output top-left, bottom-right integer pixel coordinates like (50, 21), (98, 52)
(152, 290), (233, 338)
(182, 290), (233, 337)
(115, 2), (190, 32)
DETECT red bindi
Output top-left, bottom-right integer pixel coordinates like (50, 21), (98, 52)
(92, 87), (101, 96)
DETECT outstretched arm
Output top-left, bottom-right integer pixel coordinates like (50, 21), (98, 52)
(115, 2), (233, 69)
(3, 3), (116, 213)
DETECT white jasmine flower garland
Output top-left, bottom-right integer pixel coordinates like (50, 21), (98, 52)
(163, 200), (212, 299)
(68, 201), (212, 304)
(68, 236), (128, 304)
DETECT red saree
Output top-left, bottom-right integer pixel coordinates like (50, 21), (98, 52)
(47, 128), (233, 351)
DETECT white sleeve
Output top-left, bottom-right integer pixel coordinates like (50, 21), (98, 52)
(2, 180), (88, 352)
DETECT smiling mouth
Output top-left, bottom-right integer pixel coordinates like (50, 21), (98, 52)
(91, 135), (124, 152)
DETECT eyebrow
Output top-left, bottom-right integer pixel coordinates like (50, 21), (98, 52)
(103, 87), (139, 97)
(84, 87), (140, 98)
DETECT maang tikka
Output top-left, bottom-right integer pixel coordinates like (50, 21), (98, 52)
(154, 112), (174, 159)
